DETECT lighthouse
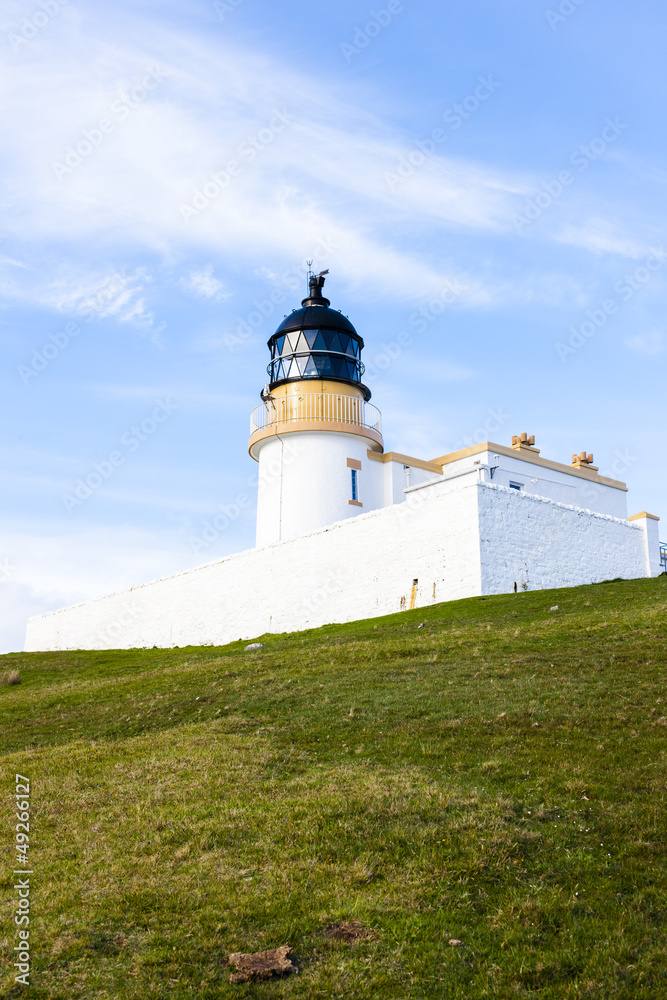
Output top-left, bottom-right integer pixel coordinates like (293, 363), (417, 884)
(25, 270), (663, 651)
(249, 271), (384, 546)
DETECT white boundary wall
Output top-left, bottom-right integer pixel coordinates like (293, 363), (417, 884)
(25, 479), (653, 652)
(476, 483), (647, 592)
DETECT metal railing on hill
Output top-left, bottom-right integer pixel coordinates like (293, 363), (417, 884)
(660, 543), (667, 573)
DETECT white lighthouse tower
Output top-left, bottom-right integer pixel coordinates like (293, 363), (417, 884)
(249, 271), (384, 546)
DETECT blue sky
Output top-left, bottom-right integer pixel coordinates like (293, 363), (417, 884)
(1, 0), (665, 651)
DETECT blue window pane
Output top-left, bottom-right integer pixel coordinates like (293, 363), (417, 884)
(351, 468), (358, 501)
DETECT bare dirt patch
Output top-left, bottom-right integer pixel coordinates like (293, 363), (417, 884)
(322, 919), (376, 943)
(228, 944), (295, 983)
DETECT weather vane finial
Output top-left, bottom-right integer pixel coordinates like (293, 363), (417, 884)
(305, 260), (329, 294)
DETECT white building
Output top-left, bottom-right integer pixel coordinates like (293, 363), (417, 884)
(25, 273), (664, 652)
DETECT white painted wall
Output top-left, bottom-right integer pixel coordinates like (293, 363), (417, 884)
(631, 514), (662, 577)
(254, 430), (384, 547)
(441, 448), (628, 518)
(381, 459), (441, 505)
(26, 477), (652, 652)
(475, 482), (646, 593)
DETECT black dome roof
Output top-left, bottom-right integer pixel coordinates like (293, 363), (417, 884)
(273, 304), (361, 342)
(264, 273), (371, 401)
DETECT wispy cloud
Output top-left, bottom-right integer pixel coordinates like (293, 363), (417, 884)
(180, 265), (229, 300)
(624, 330), (664, 356)
(0, 11), (660, 316)
(0, 263), (159, 329)
(554, 221), (650, 259)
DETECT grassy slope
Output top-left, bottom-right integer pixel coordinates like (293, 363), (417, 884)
(1, 577), (666, 999)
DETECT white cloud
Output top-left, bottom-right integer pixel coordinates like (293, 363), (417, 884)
(0, 10), (650, 315)
(0, 262), (159, 329)
(180, 265), (229, 300)
(0, 5), (661, 337)
(555, 221), (649, 259)
(624, 330), (664, 356)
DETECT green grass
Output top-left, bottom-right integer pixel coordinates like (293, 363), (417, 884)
(2, 577), (666, 999)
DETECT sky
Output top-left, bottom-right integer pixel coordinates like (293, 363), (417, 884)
(1, 0), (666, 652)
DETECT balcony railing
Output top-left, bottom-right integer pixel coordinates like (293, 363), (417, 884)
(250, 392), (382, 437)
(660, 543), (667, 573)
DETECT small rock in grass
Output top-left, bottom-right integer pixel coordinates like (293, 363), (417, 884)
(244, 643), (265, 651)
(418, 623), (426, 629)
(550, 605), (559, 611)
(228, 945), (294, 983)
(448, 938), (463, 947)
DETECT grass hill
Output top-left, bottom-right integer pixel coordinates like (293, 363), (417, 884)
(2, 576), (666, 999)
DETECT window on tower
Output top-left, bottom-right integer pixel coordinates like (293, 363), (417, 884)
(351, 468), (359, 502)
